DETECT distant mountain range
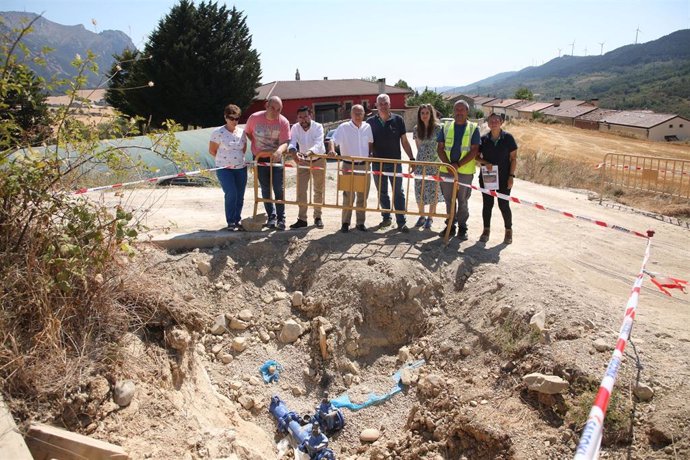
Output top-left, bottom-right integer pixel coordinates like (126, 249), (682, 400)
(445, 29), (690, 118)
(0, 11), (135, 90)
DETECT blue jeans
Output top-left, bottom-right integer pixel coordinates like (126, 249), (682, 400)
(257, 164), (285, 221)
(216, 167), (247, 226)
(372, 161), (406, 226)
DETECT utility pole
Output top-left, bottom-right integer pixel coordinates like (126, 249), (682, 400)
(558, 48), (562, 58)
(635, 26), (642, 44)
(584, 46), (588, 56)
(599, 42), (605, 55)
(570, 40), (575, 56)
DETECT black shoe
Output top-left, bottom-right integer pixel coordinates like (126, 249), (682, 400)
(276, 220), (286, 231)
(222, 225), (235, 231)
(234, 223), (246, 232)
(379, 218), (393, 228)
(314, 218), (324, 229)
(458, 229), (468, 241)
(439, 225), (456, 237)
(340, 223), (349, 233)
(265, 216), (277, 229)
(355, 224), (367, 232)
(398, 224), (410, 233)
(290, 219), (308, 229)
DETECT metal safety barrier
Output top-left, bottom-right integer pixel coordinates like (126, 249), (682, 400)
(251, 154), (459, 243)
(599, 153), (690, 200)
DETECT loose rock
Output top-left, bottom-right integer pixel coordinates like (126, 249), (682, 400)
(230, 318), (249, 330)
(530, 311), (546, 332)
(210, 314), (227, 335)
(279, 319), (303, 343)
(113, 380), (136, 407)
(360, 428), (381, 442)
(292, 291), (304, 307)
(523, 373), (569, 394)
(634, 383), (654, 401)
(593, 338), (613, 352)
(238, 309), (253, 322)
(196, 260), (212, 276)
(232, 337), (248, 352)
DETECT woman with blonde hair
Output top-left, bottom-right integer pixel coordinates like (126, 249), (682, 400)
(412, 104), (443, 229)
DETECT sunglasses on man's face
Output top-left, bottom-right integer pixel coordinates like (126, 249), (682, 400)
(225, 116), (239, 121)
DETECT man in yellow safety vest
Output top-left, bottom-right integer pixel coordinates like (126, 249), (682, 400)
(436, 100), (480, 240)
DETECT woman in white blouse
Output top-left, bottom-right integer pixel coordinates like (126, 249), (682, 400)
(209, 104), (247, 231)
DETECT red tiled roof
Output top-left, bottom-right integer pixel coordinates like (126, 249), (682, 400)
(255, 79), (412, 100)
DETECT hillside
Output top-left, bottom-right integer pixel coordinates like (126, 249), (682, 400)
(448, 29), (690, 118)
(0, 11), (135, 90)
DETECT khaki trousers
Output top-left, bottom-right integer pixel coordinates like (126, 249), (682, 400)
(341, 163), (370, 226)
(296, 158), (326, 221)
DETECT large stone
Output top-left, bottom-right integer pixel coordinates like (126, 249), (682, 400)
(240, 213), (266, 232)
(360, 428), (381, 442)
(398, 346), (412, 363)
(530, 311), (546, 332)
(238, 309), (253, 322)
(113, 380), (136, 407)
(279, 319), (302, 343)
(292, 291), (304, 307)
(196, 260), (212, 276)
(408, 283), (422, 299)
(210, 314), (227, 335)
(523, 373), (569, 394)
(229, 318), (249, 330)
(593, 338), (613, 352)
(237, 395), (254, 410)
(166, 327), (191, 351)
(634, 383), (654, 401)
(232, 337), (248, 352)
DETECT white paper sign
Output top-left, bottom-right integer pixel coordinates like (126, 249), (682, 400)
(481, 165), (499, 190)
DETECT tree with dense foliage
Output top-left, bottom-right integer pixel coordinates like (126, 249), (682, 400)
(106, 0), (261, 129)
(0, 20), (52, 148)
(406, 88), (452, 117)
(514, 87), (534, 100)
(394, 79), (412, 90)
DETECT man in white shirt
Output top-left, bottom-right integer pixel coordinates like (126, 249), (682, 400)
(288, 106), (326, 229)
(328, 104), (373, 233)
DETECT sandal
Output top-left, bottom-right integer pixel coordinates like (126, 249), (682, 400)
(414, 216), (426, 227)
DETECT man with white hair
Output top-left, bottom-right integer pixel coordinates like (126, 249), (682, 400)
(367, 93), (415, 232)
(244, 96), (291, 231)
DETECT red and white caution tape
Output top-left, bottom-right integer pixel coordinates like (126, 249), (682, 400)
(73, 163), (252, 195)
(73, 160), (650, 238)
(574, 235), (653, 460)
(460, 183), (651, 239)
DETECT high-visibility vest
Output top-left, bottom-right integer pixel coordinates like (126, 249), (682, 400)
(440, 121), (477, 174)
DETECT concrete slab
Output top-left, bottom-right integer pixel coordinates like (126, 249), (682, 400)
(25, 422), (129, 460)
(0, 395), (33, 460)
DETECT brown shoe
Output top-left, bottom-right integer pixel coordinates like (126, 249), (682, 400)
(503, 229), (513, 245)
(479, 227), (490, 243)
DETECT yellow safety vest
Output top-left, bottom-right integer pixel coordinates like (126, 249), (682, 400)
(440, 121), (477, 174)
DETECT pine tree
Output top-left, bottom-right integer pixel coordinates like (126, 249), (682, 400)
(106, 0), (261, 129)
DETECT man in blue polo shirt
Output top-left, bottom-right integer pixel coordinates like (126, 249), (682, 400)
(367, 94), (415, 232)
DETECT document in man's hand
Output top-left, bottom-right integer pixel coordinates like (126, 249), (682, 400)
(481, 165), (499, 190)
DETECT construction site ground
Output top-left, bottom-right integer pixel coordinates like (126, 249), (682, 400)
(26, 123), (690, 459)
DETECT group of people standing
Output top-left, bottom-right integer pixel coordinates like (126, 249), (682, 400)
(208, 95), (518, 244)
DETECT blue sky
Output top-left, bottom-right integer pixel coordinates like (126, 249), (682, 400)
(3, 0), (689, 88)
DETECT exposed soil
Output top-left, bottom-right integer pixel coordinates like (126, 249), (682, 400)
(17, 123), (690, 459)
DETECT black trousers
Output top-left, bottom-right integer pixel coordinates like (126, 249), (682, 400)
(482, 186), (512, 229)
